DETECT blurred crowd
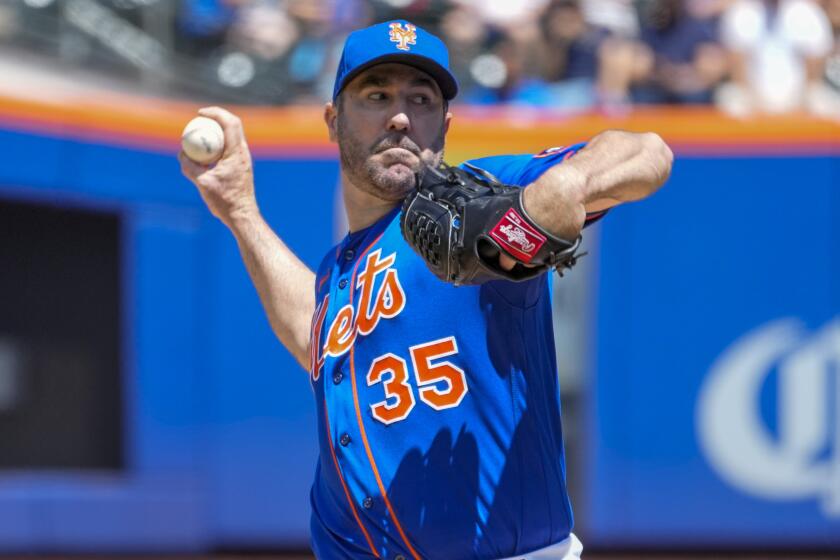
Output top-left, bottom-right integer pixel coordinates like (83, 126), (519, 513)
(181, 0), (840, 116)
(4, 0), (840, 116)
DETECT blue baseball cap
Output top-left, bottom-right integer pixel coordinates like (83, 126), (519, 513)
(332, 20), (458, 101)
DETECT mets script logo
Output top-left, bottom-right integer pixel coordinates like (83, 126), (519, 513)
(696, 318), (840, 517)
(310, 249), (406, 381)
(499, 224), (536, 253)
(389, 22), (417, 51)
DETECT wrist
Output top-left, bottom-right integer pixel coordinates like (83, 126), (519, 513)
(522, 166), (587, 239)
(226, 202), (263, 232)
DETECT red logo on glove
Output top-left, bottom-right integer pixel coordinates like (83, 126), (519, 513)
(489, 208), (546, 263)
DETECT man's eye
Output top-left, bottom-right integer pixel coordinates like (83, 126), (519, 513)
(368, 92), (387, 101)
(411, 94), (430, 105)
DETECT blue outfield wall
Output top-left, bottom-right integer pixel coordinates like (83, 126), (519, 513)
(0, 126), (838, 551)
(588, 155), (840, 547)
(0, 128), (334, 551)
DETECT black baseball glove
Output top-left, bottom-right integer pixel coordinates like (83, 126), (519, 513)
(400, 162), (583, 286)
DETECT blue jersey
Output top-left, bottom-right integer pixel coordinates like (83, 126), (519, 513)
(308, 144), (604, 559)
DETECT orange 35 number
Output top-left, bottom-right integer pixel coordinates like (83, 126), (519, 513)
(366, 336), (467, 425)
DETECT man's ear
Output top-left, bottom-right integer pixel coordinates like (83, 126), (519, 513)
(443, 109), (453, 135)
(324, 101), (338, 142)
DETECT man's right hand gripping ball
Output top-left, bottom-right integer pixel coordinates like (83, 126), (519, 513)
(179, 107), (258, 229)
(400, 163), (583, 286)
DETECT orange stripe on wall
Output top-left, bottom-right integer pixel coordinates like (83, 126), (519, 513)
(0, 92), (836, 160)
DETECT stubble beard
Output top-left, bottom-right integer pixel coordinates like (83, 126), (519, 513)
(337, 115), (446, 203)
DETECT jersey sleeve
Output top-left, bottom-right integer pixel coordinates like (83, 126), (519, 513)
(457, 144), (605, 308)
(459, 143), (606, 228)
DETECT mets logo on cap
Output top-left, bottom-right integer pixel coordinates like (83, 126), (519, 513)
(389, 22), (417, 51)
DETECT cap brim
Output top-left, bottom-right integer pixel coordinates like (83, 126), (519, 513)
(335, 53), (458, 101)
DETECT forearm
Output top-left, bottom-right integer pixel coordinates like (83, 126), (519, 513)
(178, 107), (317, 371)
(523, 130), (673, 238)
(229, 209), (315, 370)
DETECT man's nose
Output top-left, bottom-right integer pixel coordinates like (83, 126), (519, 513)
(387, 111), (411, 132)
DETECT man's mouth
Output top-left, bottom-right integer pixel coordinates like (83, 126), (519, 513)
(380, 147), (417, 156)
(377, 146), (417, 156)
(374, 136), (421, 157)
(377, 147), (420, 168)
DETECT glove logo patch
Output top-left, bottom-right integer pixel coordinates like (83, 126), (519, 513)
(489, 208), (546, 263)
(499, 225), (536, 253)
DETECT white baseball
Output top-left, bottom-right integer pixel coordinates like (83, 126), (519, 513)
(181, 116), (225, 165)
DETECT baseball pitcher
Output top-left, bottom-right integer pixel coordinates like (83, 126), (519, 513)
(180, 20), (672, 560)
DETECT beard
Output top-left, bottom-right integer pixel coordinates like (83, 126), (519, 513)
(336, 116), (446, 202)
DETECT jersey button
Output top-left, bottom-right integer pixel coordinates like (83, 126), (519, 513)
(338, 278), (348, 289)
(362, 496), (373, 509)
(344, 249), (355, 261)
(339, 433), (351, 446)
(333, 372), (343, 385)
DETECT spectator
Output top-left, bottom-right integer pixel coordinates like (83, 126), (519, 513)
(580, 0), (639, 37)
(176, 0), (240, 57)
(820, 0), (840, 96)
(718, 0), (836, 116)
(452, 0), (549, 28)
(285, 0), (338, 102)
(369, 0), (447, 29)
(539, 0), (651, 111)
(633, 0), (728, 104)
(438, 3), (490, 96)
(331, 0), (374, 31)
(313, 0), (375, 102)
(538, 0), (608, 110)
(462, 34), (557, 106)
(227, 1), (298, 62)
(686, 0), (731, 20)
